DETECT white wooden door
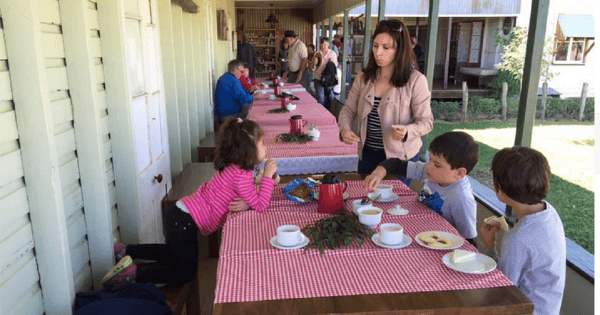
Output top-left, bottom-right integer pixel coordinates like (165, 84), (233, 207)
(203, 0), (216, 128)
(125, 0), (170, 243)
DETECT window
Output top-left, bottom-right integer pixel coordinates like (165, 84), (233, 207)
(554, 37), (586, 64)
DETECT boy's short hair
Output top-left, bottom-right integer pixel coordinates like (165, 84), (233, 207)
(491, 146), (551, 205)
(429, 131), (479, 174)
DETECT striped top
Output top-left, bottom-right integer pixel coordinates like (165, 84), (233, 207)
(179, 164), (275, 235)
(364, 97), (384, 150)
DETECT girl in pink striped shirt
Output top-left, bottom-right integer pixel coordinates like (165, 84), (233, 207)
(103, 118), (277, 287)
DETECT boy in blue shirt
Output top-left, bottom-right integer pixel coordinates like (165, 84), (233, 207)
(480, 147), (565, 315)
(364, 132), (479, 245)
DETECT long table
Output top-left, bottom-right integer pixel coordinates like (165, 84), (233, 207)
(213, 176), (533, 314)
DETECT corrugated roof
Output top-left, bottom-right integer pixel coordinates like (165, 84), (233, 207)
(348, 0), (521, 16)
(558, 14), (595, 38)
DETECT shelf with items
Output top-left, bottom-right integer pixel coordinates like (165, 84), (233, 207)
(242, 28), (282, 78)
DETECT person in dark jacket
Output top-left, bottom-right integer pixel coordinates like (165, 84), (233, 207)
(237, 34), (257, 78)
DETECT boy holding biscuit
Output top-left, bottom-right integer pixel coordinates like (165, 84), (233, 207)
(480, 146), (565, 315)
(364, 131), (479, 245)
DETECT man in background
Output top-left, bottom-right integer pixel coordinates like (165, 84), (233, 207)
(237, 34), (257, 78)
(215, 59), (264, 123)
(282, 30), (310, 90)
(411, 35), (425, 73)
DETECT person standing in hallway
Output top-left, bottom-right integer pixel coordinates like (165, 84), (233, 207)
(282, 30), (310, 90)
(237, 34), (257, 78)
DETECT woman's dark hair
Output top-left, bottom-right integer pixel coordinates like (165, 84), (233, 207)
(491, 146), (551, 205)
(314, 54), (323, 67)
(214, 118), (264, 172)
(362, 19), (415, 87)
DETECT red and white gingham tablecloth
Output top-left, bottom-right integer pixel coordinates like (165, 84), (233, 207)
(248, 101), (337, 127)
(214, 181), (514, 304)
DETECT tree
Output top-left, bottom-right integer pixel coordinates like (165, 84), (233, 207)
(489, 27), (557, 98)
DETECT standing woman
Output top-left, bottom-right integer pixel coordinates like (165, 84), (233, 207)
(338, 19), (433, 174)
(312, 37), (338, 109)
(279, 39), (289, 77)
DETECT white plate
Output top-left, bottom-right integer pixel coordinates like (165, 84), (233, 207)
(314, 192), (350, 200)
(415, 231), (464, 250)
(371, 233), (412, 249)
(442, 252), (497, 274)
(368, 192), (399, 203)
(270, 233), (309, 250)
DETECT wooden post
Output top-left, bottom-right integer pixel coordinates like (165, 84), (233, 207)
(462, 82), (468, 122)
(501, 82), (508, 121)
(341, 9), (350, 101)
(540, 82), (548, 121)
(363, 0), (372, 68)
(378, 0), (386, 22)
(416, 17), (420, 38)
(578, 82), (588, 121)
(424, 0), (440, 90)
(443, 17), (452, 90)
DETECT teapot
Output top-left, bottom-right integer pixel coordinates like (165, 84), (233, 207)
(318, 174), (348, 214)
(289, 115), (307, 134)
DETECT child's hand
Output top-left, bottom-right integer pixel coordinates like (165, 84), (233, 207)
(228, 197), (250, 212)
(480, 222), (501, 249)
(364, 166), (387, 192)
(264, 159), (278, 178)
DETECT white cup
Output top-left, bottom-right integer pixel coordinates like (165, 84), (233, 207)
(268, 95), (277, 100)
(286, 103), (296, 111)
(375, 185), (394, 199)
(352, 199), (372, 215)
(379, 223), (404, 245)
(358, 206), (383, 227)
(277, 225), (302, 247)
(260, 90), (267, 95)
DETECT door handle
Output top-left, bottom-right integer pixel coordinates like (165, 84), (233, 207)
(154, 174), (163, 183)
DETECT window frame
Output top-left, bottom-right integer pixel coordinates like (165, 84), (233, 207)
(553, 36), (589, 65)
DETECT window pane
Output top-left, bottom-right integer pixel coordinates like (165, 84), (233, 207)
(570, 41), (584, 61)
(555, 40), (568, 61)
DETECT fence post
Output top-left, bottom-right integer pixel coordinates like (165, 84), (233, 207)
(501, 82), (508, 121)
(540, 82), (548, 121)
(578, 82), (588, 122)
(461, 81), (468, 122)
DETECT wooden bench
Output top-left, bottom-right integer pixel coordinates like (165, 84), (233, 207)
(197, 132), (217, 162)
(160, 163), (219, 314)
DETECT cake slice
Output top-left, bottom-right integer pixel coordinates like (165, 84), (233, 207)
(484, 216), (509, 231)
(450, 249), (476, 263)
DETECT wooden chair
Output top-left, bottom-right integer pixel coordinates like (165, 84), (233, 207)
(197, 132), (217, 162)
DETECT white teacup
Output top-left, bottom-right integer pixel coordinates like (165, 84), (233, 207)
(260, 90), (268, 95)
(358, 206), (383, 227)
(268, 95), (277, 100)
(379, 223), (404, 245)
(279, 82), (285, 86)
(352, 199), (372, 215)
(286, 103), (297, 111)
(375, 185), (394, 199)
(277, 225), (302, 247)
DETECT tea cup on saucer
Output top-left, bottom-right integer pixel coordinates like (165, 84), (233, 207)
(379, 223), (404, 245)
(375, 185), (394, 200)
(357, 206), (383, 228)
(277, 225), (302, 247)
(352, 199), (372, 215)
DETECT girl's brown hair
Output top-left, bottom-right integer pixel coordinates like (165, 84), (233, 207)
(362, 19), (416, 87)
(214, 118), (264, 172)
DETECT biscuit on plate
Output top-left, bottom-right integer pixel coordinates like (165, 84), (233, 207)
(419, 232), (439, 244)
(428, 237), (454, 248)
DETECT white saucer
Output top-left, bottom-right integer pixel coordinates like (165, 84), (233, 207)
(270, 233), (309, 250)
(442, 252), (497, 274)
(387, 205), (409, 215)
(368, 192), (399, 203)
(371, 233), (412, 249)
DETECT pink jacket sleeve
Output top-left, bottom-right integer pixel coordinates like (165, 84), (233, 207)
(234, 169), (275, 213)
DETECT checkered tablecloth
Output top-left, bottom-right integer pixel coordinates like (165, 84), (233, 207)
(252, 90), (320, 107)
(248, 102), (336, 128)
(214, 181), (514, 304)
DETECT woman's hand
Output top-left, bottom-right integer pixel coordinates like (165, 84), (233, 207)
(363, 166), (387, 192)
(263, 159), (278, 178)
(228, 197), (250, 212)
(391, 125), (407, 141)
(341, 130), (360, 145)
(479, 222), (501, 249)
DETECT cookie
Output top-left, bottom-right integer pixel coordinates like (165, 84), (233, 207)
(419, 232), (439, 244)
(428, 237), (454, 248)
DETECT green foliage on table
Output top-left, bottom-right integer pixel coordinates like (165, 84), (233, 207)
(267, 108), (290, 114)
(301, 211), (375, 254)
(275, 132), (312, 144)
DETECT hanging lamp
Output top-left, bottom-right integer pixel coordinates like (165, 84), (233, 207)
(265, 4), (279, 24)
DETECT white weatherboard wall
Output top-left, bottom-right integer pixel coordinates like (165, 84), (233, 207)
(39, 0), (94, 294)
(0, 14), (45, 315)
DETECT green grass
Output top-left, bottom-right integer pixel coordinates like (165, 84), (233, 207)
(426, 120), (594, 253)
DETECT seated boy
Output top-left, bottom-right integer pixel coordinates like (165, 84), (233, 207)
(364, 131), (479, 245)
(239, 64), (258, 94)
(480, 146), (565, 315)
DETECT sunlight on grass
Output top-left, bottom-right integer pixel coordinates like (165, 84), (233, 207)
(454, 125), (594, 192)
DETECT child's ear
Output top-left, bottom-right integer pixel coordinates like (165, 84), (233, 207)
(456, 167), (467, 178)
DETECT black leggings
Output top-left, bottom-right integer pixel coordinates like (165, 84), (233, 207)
(126, 204), (198, 287)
